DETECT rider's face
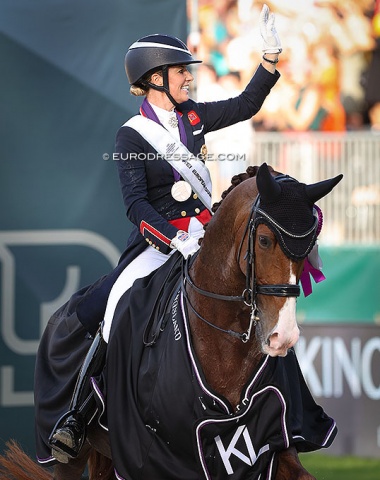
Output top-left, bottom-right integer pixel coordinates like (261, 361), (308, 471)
(168, 65), (194, 104)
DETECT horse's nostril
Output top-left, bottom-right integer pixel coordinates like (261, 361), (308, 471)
(266, 332), (279, 347)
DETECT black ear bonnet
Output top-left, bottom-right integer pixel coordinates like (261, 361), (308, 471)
(254, 163), (343, 260)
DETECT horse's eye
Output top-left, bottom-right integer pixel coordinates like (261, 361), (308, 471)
(258, 235), (271, 248)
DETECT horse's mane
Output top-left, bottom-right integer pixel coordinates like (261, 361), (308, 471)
(211, 165), (262, 213)
(199, 165), (276, 244)
(211, 164), (278, 214)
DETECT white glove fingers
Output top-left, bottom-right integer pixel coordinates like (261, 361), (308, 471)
(268, 12), (275, 31)
(259, 4), (282, 54)
(261, 3), (269, 21)
(260, 4), (269, 30)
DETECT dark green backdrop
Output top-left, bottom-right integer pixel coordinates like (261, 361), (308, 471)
(0, 0), (187, 456)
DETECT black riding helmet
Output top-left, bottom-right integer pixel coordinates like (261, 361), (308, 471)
(125, 34), (201, 107)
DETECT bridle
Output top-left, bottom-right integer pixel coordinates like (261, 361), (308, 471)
(182, 175), (319, 343)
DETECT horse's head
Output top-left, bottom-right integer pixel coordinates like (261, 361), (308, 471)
(233, 163), (343, 357)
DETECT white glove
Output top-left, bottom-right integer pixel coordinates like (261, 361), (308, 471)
(170, 230), (200, 259)
(260, 4), (282, 54)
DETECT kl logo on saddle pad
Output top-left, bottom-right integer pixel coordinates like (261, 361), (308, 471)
(215, 424), (269, 474)
(195, 386), (289, 479)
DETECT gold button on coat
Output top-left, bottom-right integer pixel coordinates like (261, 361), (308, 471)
(195, 208), (200, 214)
(181, 211), (186, 217)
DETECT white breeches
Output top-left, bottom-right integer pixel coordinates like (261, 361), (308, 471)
(102, 217), (205, 342)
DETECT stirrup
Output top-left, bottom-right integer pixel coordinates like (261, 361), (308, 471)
(49, 411), (86, 463)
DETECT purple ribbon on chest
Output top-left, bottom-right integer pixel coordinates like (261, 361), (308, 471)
(141, 98), (187, 182)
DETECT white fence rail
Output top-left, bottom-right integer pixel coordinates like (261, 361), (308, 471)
(208, 131), (380, 245)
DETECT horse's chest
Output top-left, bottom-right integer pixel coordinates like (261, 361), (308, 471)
(196, 348), (262, 411)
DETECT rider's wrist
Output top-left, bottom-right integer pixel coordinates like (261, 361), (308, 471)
(170, 230), (189, 249)
(262, 53), (280, 65)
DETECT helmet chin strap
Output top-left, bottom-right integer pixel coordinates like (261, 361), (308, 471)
(144, 65), (181, 109)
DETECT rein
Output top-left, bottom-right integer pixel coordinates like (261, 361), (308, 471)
(182, 257), (257, 343)
(183, 174), (317, 343)
(181, 266), (258, 343)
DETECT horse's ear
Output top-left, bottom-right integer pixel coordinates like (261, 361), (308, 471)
(305, 174), (343, 203)
(256, 163), (281, 201)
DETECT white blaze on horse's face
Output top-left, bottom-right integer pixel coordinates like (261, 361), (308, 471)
(262, 261), (300, 357)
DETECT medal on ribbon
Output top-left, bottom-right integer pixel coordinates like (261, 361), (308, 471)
(171, 180), (192, 202)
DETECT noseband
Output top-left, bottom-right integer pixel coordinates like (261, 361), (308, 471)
(182, 174), (319, 343)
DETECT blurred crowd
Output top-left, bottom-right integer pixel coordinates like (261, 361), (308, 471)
(188, 0), (380, 133)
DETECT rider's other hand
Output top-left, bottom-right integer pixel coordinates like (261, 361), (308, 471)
(170, 231), (200, 259)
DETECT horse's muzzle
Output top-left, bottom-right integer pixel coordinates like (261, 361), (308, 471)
(262, 325), (300, 357)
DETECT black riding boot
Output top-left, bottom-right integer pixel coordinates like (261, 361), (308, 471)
(49, 330), (107, 463)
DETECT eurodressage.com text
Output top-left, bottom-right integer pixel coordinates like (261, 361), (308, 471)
(104, 152), (247, 162)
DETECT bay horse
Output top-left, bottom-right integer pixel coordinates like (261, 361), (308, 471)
(0, 163), (342, 480)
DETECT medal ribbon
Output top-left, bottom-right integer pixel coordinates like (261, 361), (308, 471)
(141, 98), (187, 182)
(125, 114), (212, 211)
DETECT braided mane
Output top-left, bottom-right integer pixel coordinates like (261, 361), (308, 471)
(198, 165), (275, 244)
(211, 165), (275, 213)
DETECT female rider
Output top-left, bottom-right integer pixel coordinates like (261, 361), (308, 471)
(41, 4), (282, 465)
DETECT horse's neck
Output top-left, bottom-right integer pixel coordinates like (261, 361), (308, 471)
(188, 207), (262, 410)
(193, 202), (244, 291)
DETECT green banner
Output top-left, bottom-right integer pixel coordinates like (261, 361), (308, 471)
(297, 245), (380, 324)
(0, 0), (187, 456)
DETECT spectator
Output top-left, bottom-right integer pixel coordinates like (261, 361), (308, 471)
(194, 0), (376, 131)
(364, 0), (380, 131)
